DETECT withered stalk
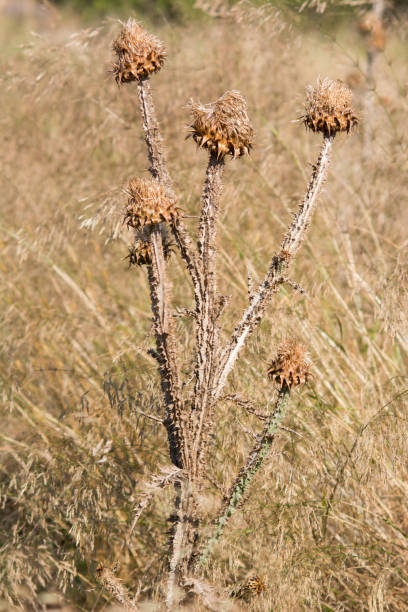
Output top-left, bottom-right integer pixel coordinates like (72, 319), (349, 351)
(213, 135), (334, 400)
(136, 78), (202, 298)
(197, 385), (291, 568)
(147, 228), (187, 468)
(96, 563), (138, 611)
(165, 155), (227, 606)
(191, 153), (225, 477)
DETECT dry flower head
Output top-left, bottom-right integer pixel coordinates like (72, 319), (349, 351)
(189, 90), (254, 159)
(358, 12), (386, 52)
(124, 177), (180, 230)
(233, 575), (266, 600)
(126, 242), (152, 267)
(112, 18), (166, 84)
(267, 338), (312, 389)
(303, 78), (358, 136)
(126, 236), (173, 267)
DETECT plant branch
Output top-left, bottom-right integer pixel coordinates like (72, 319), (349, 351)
(137, 78), (174, 193)
(197, 385), (291, 568)
(136, 78), (201, 297)
(148, 229), (186, 468)
(213, 135), (334, 400)
(97, 562), (139, 610)
(124, 466), (183, 551)
(192, 154), (225, 477)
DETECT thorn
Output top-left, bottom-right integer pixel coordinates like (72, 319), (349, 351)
(286, 278), (309, 297)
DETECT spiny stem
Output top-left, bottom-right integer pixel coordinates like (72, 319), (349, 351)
(213, 135), (334, 401)
(197, 386), (291, 569)
(137, 79), (174, 194)
(280, 135), (334, 254)
(166, 155), (225, 594)
(136, 78), (201, 299)
(148, 229), (185, 468)
(192, 153), (225, 477)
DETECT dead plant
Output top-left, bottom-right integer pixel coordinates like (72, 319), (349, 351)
(98, 18), (358, 609)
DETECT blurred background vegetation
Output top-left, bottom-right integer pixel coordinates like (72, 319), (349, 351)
(46, 0), (408, 22)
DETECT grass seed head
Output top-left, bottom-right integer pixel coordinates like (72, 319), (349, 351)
(112, 18), (166, 84)
(124, 177), (180, 230)
(188, 90), (254, 159)
(267, 338), (312, 389)
(303, 78), (358, 136)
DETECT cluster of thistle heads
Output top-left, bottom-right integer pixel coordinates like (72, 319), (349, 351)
(112, 19), (359, 390)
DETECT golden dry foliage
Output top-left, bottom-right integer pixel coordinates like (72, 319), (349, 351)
(0, 6), (408, 612)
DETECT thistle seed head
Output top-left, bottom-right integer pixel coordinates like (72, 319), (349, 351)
(124, 178), (180, 230)
(267, 338), (312, 389)
(188, 90), (254, 160)
(126, 231), (173, 267)
(112, 19), (166, 84)
(303, 78), (358, 136)
(358, 13), (386, 52)
(233, 575), (266, 600)
(126, 241), (152, 267)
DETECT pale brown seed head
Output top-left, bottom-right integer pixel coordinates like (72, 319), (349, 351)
(124, 177), (180, 230)
(267, 338), (312, 389)
(358, 12), (386, 52)
(112, 19), (166, 84)
(126, 233), (173, 267)
(233, 575), (266, 600)
(303, 78), (358, 136)
(188, 90), (254, 159)
(126, 241), (152, 267)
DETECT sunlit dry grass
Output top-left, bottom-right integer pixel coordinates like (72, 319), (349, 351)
(0, 6), (407, 610)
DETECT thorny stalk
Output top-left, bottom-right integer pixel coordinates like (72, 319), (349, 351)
(137, 76), (202, 296)
(213, 135), (334, 400)
(359, 0), (385, 156)
(137, 79), (174, 194)
(147, 228), (188, 468)
(165, 155), (227, 607)
(197, 385), (291, 568)
(96, 562), (139, 610)
(123, 466), (182, 553)
(192, 153), (225, 478)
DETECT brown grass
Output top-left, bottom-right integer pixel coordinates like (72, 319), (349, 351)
(0, 5), (408, 611)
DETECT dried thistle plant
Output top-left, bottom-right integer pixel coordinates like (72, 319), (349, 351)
(105, 19), (358, 610)
(112, 18), (166, 84)
(303, 77), (358, 136)
(267, 338), (312, 388)
(188, 90), (253, 159)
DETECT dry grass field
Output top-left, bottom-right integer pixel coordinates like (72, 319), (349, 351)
(1, 3), (408, 610)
